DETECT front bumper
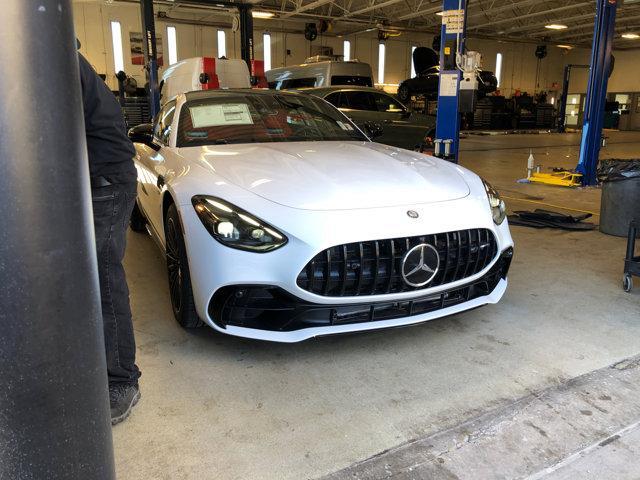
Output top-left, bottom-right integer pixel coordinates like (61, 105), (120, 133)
(206, 248), (512, 342)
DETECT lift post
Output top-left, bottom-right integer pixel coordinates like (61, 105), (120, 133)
(0, 1), (115, 477)
(139, 0), (256, 114)
(557, 64), (589, 133)
(238, 4), (255, 71)
(140, 0), (161, 119)
(434, 0), (468, 164)
(576, 0), (617, 186)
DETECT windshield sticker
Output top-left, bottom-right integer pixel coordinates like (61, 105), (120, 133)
(337, 121), (354, 131)
(190, 103), (254, 128)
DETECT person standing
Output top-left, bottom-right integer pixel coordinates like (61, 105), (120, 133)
(78, 52), (141, 425)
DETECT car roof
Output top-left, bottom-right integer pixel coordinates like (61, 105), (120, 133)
(295, 86), (389, 96)
(184, 88), (309, 101)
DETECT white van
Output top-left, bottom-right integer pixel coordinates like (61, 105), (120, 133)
(159, 57), (251, 105)
(266, 56), (373, 90)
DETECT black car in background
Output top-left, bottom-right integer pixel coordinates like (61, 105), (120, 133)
(397, 47), (498, 103)
(300, 86), (436, 151)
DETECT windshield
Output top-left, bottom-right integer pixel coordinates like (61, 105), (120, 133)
(331, 75), (373, 87)
(176, 93), (368, 147)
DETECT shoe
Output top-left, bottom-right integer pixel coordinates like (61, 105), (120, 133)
(109, 383), (141, 425)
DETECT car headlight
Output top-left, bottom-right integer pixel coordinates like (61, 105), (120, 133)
(191, 196), (287, 252)
(482, 179), (506, 225)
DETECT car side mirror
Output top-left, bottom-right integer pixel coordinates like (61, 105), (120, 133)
(363, 121), (384, 139)
(128, 123), (160, 151)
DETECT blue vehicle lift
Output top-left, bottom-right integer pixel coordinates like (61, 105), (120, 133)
(576, 0), (618, 186)
(434, 0), (468, 164)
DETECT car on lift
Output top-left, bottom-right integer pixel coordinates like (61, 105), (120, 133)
(128, 89), (513, 342)
(397, 47), (498, 103)
(298, 86), (435, 151)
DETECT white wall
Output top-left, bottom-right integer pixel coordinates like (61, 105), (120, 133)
(72, 1), (639, 97)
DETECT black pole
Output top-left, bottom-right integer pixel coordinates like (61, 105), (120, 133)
(239, 4), (254, 71)
(0, 1), (116, 479)
(141, 0), (161, 119)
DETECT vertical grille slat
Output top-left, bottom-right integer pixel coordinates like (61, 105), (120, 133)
(385, 239), (396, 294)
(443, 232), (451, 283)
(355, 243), (364, 296)
(371, 241), (380, 295)
(339, 244), (348, 296)
(298, 229), (498, 297)
(322, 249), (332, 296)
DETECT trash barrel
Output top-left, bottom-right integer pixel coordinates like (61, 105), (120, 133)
(598, 159), (640, 237)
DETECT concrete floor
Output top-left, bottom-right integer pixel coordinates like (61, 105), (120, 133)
(114, 131), (640, 480)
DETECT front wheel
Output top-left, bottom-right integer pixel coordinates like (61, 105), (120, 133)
(165, 204), (203, 328)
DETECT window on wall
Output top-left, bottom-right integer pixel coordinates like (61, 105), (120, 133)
(377, 42), (386, 84)
(110, 21), (124, 74)
(343, 40), (351, 61)
(167, 26), (178, 65)
(263, 33), (272, 71)
(217, 30), (226, 58)
(495, 53), (503, 88)
(410, 45), (417, 78)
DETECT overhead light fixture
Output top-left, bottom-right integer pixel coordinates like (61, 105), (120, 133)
(622, 33), (640, 39)
(557, 44), (573, 49)
(545, 24), (568, 30)
(435, 11), (444, 16)
(252, 11), (275, 18)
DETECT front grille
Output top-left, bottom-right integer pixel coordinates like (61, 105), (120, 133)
(209, 247), (513, 332)
(296, 229), (498, 297)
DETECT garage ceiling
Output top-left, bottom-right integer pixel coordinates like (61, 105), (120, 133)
(114, 0), (640, 49)
(257, 0), (640, 48)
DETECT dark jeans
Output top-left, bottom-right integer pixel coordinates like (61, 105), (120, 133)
(92, 181), (141, 386)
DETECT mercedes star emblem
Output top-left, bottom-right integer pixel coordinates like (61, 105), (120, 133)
(407, 210), (419, 219)
(401, 243), (440, 287)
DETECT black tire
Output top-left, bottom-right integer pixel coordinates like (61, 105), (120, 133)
(397, 83), (411, 103)
(130, 201), (147, 233)
(623, 274), (633, 293)
(165, 204), (203, 328)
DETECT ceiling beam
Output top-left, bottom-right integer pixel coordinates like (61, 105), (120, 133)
(341, 0), (405, 19)
(397, 4), (443, 21)
(469, 2), (593, 31)
(280, 0), (335, 17)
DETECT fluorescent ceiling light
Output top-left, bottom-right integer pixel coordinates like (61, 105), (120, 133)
(557, 44), (573, 49)
(545, 24), (568, 30)
(252, 11), (275, 18)
(435, 11), (444, 16)
(622, 33), (640, 39)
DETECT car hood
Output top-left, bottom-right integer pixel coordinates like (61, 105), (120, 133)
(183, 141), (470, 211)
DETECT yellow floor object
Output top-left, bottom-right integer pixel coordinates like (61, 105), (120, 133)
(528, 171), (583, 187)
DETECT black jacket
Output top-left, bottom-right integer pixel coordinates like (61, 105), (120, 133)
(78, 54), (136, 183)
